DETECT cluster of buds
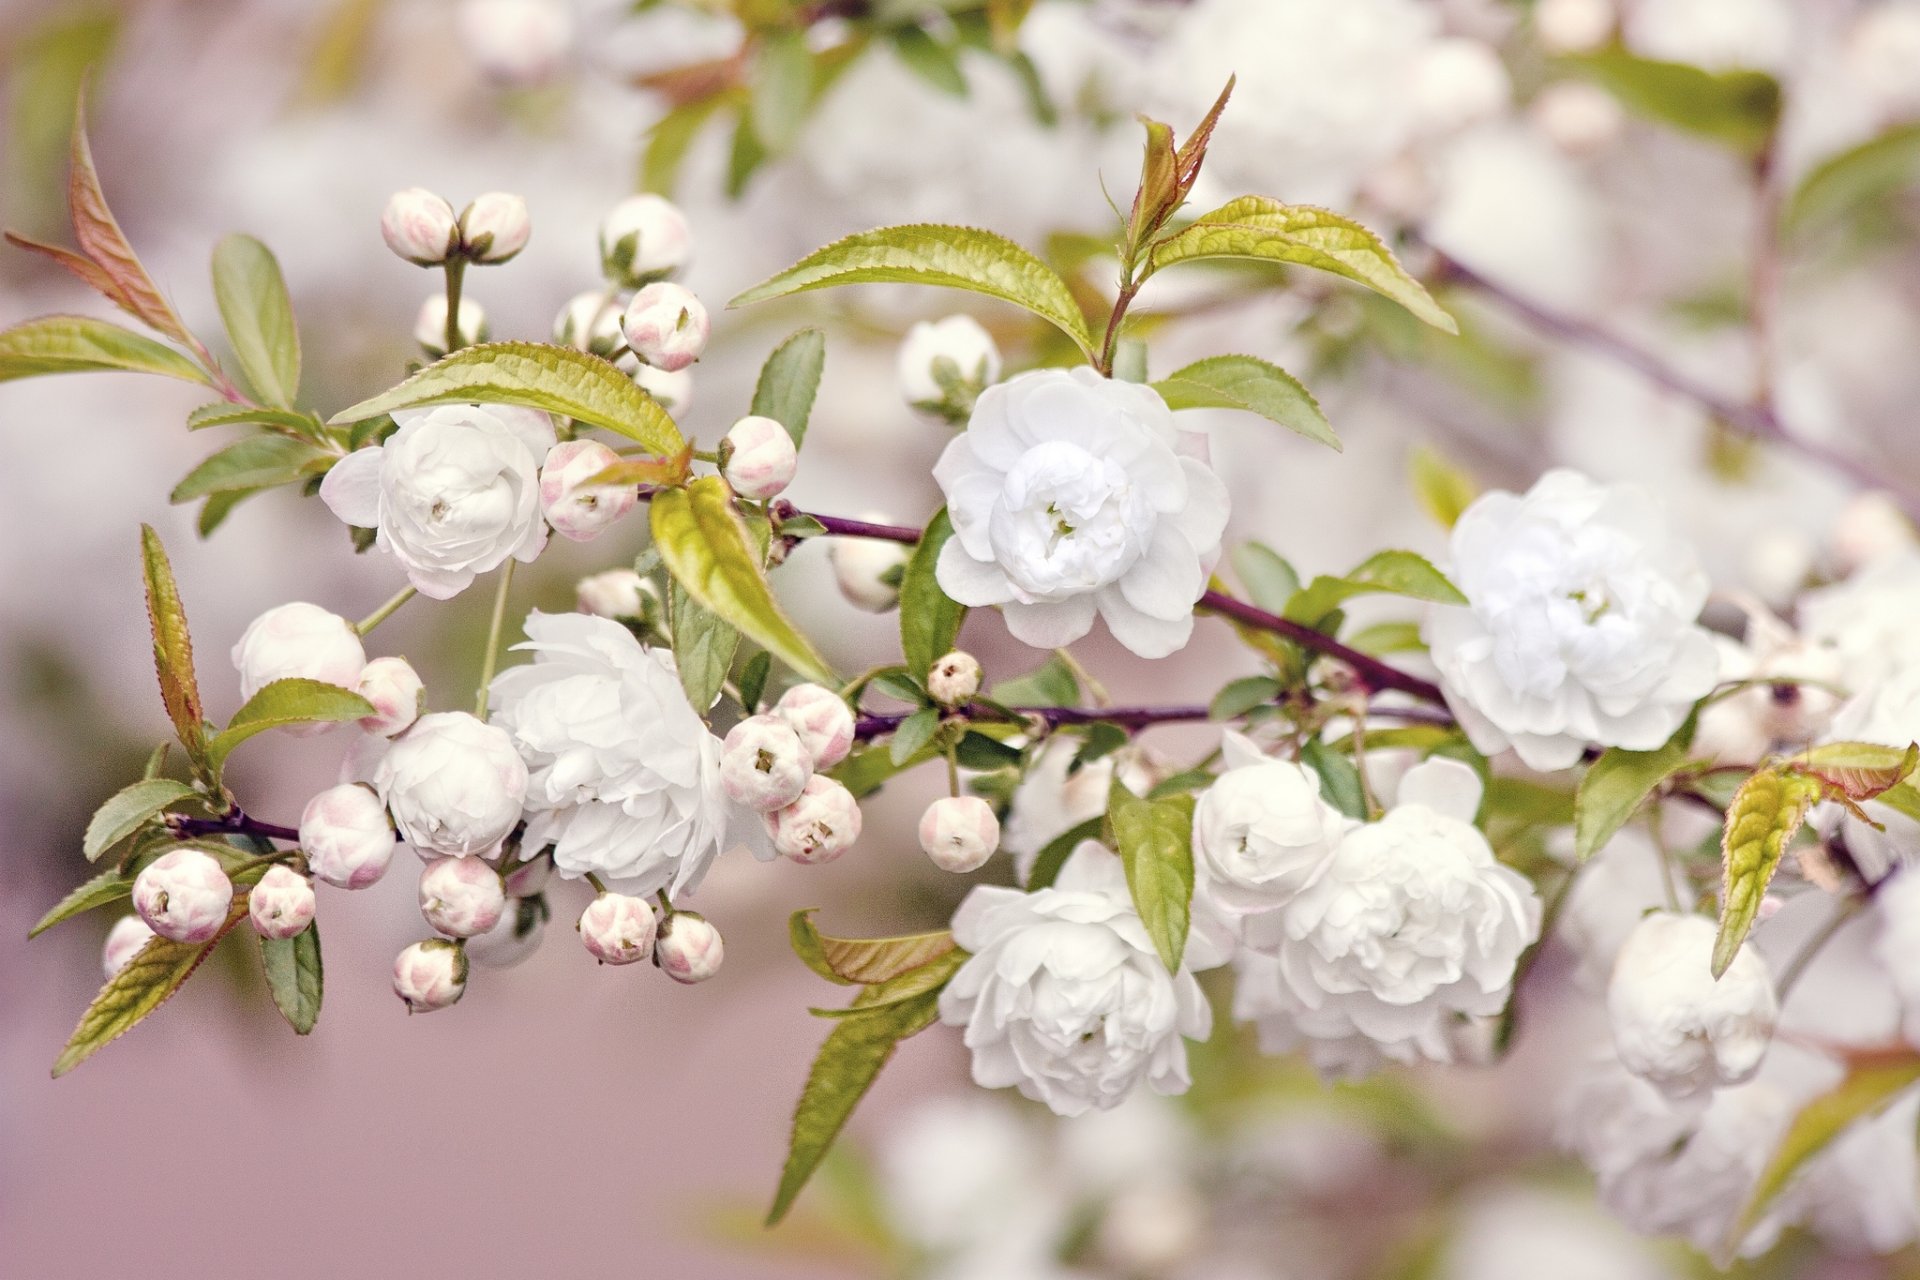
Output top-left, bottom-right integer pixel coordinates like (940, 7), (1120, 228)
(718, 684), (862, 864)
(380, 188), (531, 269)
(575, 889), (724, 982)
(898, 315), (1002, 423)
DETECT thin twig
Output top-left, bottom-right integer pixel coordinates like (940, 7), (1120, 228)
(474, 560), (516, 718)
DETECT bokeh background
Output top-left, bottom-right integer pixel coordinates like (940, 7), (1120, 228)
(5, 0), (1920, 1276)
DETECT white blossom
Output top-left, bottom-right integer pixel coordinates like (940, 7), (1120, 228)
(1823, 665), (1920, 882)
(1531, 82), (1626, 155)
(1410, 38), (1511, 137)
(133, 848), (234, 944)
(1623, 0), (1793, 73)
(1828, 491), (1916, 576)
(719, 713), (812, 811)
(939, 842), (1214, 1116)
(920, 795), (1001, 873)
(1426, 469), (1719, 771)
(621, 282), (708, 373)
(933, 367), (1229, 658)
(1003, 739), (1172, 883)
(248, 865), (316, 941)
(467, 896), (549, 969)
(579, 893), (658, 965)
(599, 194), (692, 288)
(456, 0), (573, 87)
(1849, 4), (1920, 119)
(632, 362), (692, 414)
(828, 530), (909, 612)
(380, 188), (458, 266)
(575, 568), (655, 621)
(300, 782), (397, 888)
(320, 404), (554, 599)
(456, 192), (530, 264)
(1534, 0), (1615, 53)
(354, 656), (424, 738)
(374, 712), (528, 857)
(927, 650), (981, 707)
(772, 682), (856, 769)
(654, 911), (724, 982)
(899, 315), (1002, 412)
(1799, 550), (1920, 691)
(539, 439), (635, 542)
(1608, 912), (1778, 1097)
(488, 611), (756, 895)
(1874, 867), (1920, 1043)
(553, 290), (624, 358)
(764, 775), (863, 864)
(230, 602), (367, 727)
(412, 294), (487, 356)
(418, 855), (507, 939)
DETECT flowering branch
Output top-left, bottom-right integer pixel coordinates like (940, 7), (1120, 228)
(854, 701), (1217, 740)
(169, 811), (301, 844)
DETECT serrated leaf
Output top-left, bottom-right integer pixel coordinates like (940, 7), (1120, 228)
(1715, 768), (1823, 977)
(1410, 445), (1477, 530)
(1300, 738), (1368, 820)
(1108, 782), (1195, 972)
(889, 706), (942, 766)
(210, 233), (300, 408)
(751, 328), (826, 447)
(0, 314), (210, 385)
(1153, 354), (1337, 450)
(1797, 741), (1920, 801)
(1285, 550), (1466, 624)
(1231, 543), (1300, 613)
(52, 896), (246, 1076)
(899, 508), (965, 680)
(1786, 123), (1920, 237)
(329, 341), (683, 456)
(170, 434), (330, 504)
(205, 678), (374, 777)
(30, 867), (136, 937)
(790, 910), (956, 986)
(65, 88), (194, 344)
(83, 777), (197, 861)
(651, 476), (835, 684)
(1025, 815), (1103, 890)
(581, 445), (694, 490)
(1575, 742), (1692, 862)
(259, 924), (322, 1034)
(184, 402), (325, 435)
(669, 578), (739, 715)
(767, 978), (948, 1224)
(731, 224), (1095, 356)
(139, 525), (206, 766)
(1563, 51), (1780, 155)
(1147, 197), (1456, 333)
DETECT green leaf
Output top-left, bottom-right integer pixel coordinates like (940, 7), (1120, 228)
(768, 975), (949, 1224)
(1796, 741), (1920, 801)
(1878, 782), (1920, 824)
(0, 314), (210, 385)
(789, 910), (956, 985)
(750, 328), (827, 447)
(170, 434), (330, 504)
(259, 924), (322, 1034)
(731, 224), (1095, 357)
(329, 341), (683, 456)
(1787, 123), (1920, 237)
(1409, 445), (1478, 530)
(899, 508), (965, 680)
(1300, 738), (1368, 820)
(1562, 51), (1780, 155)
(889, 25), (968, 96)
(1231, 543), (1300, 613)
(725, 105), (769, 199)
(651, 476), (835, 684)
(738, 650), (773, 714)
(1025, 816), (1103, 890)
(30, 866), (136, 938)
(989, 654), (1079, 708)
(889, 706), (942, 766)
(1152, 355), (1337, 450)
(52, 897), (246, 1076)
(205, 678), (374, 777)
(668, 578), (739, 715)
(1107, 782), (1195, 972)
(210, 233), (300, 408)
(185, 402), (325, 435)
(640, 94), (725, 198)
(1729, 1046), (1920, 1258)
(1715, 768), (1824, 977)
(139, 525), (207, 767)
(83, 777), (197, 861)
(1285, 550), (1466, 624)
(1146, 197), (1456, 333)
(750, 30), (814, 154)
(1209, 675), (1281, 720)
(1575, 742), (1692, 862)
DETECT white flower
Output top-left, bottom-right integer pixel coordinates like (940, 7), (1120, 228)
(720, 415), (796, 500)
(939, 842), (1214, 1116)
(418, 855), (507, 939)
(1232, 948), (1400, 1080)
(1557, 828), (1672, 986)
(1410, 38), (1511, 137)
(1798, 549), (1920, 692)
(1849, 4), (1920, 119)
(488, 611), (754, 896)
(101, 915), (155, 978)
(393, 938), (467, 1012)
(575, 568), (655, 621)
(828, 529), (909, 612)
(1002, 739), (1173, 883)
(230, 602), (367, 717)
(374, 711), (528, 857)
(380, 188), (458, 266)
(878, 1097), (1057, 1257)
(621, 282), (708, 373)
(413, 294), (487, 356)
(599, 193), (692, 288)
(248, 865), (316, 941)
(320, 404), (554, 599)
(1191, 731), (1353, 944)
(1828, 491), (1916, 576)
(579, 893), (658, 965)
(1823, 665), (1920, 883)
(1531, 82), (1626, 155)
(456, 0), (573, 87)
(1608, 912), (1777, 1098)
(719, 713), (812, 811)
(553, 290), (624, 357)
(133, 848), (234, 944)
(353, 656), (424, 738)
(1874, 868), (1920, 1043)
(920, 795), (1001, 873)
(772, 682), (856, 768)
(1426, 469), (1719, 771)
(933, 367), (1229, 658)
(1623, 0), (1793, 72)
(927, 650), (981, 706)
(1534, 0), (1615, 53)
(654, 911), (724, 982)
(898, 315), (1002, 412)
(300, 782), (397, 888)
(764, 775), (863, 864)
(457, 192), (530, 264)
(1692, 612), (1844, 764)
(539, 440), (635, 542)
(1247, 759), (1541, 1068)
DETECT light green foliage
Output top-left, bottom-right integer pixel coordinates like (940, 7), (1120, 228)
(140, 525), (208, 772)
(1285, 550), (1465, 626)
(1409, 445), (1478, 529)
(1108, 780), (1196, 972)
(1301, 739), (1368, 820)
(898, 508), (965, 680)
(789, 910), (956, 986)
(0, 315), (209, 385)
(260, 925), (323, 1035)
(1561, 52), (1779, 154)
(1787, 123), (1920, 237)
(1573, 741), (1692, 862)
(750, 328), (827, 446)
(210, 233), (300, 407)
(750, 31), (814, 154)
(1153, 355), (1337, 450)
(1715, 767), (1824, 977)
(206, 678), (375, 777)
(170, 435), (332, 505)
(888, 706), (942, 766)
(30, 866), (137, 938)
(669, 579), (741, 717)
(1231, 543), (1300, 613)
(889, 26), (967, 97)
(83, 778), (198, 861)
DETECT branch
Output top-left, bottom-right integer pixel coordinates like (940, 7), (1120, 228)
(170, 812), (300, 843)
(855, 701), (1215, 740)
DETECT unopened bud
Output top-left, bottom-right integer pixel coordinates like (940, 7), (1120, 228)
(719, 414), (797, 500)
(456, 0), (574, 87)
(393, 938), (467, 1012)
(301, 782), (397, 888)
(249, 865), (317, 940)
(458, 191), (531, 264)
(415, 294), (488, 357)
(231, 602), (368, 710)
(554, 290), (625, 357)
(654, 910), (724, 983)
(381, 188), (459, 266)
(419, 855), (507, 939)
(773, 683), (856, 768)
(765, 775), (863, 864)
(355, 655), (425, 738)
(133, 848), (234, 943)
(102, 915), (155, 978)
(633, 362), (693, 413)
(829, 530), (909, 613)
(898, 315), (1001, 417)
(600, 194), (693, 289)
(576, 568), (657, 621)
(579, 893), (658, 965)
(621, 282), (708, 373)
(720, 714), (813, 811)
(540, 440), (636, 542)
(918, 795), (1000, 873)
(927, 650), (981, 706)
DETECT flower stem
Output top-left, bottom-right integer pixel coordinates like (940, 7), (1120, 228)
(443, 258), (468, 355)
(355, 587), (417, 636)
(474, 560), (516, 718)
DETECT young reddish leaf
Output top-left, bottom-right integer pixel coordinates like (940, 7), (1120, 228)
(1799, 741), (1920, 801)
(138, 524), (206, 766)
(66, 89), (193, 345)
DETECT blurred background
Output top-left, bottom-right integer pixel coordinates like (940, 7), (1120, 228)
(4, 0), (1920, 1276)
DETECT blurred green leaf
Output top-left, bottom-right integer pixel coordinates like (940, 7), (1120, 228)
(898, 508), (965, 681)
(1787, 123), (1920, 237)
(1574, 741), (1690, 861)
(1562, 51), (1780, 154)
(889, 25), (967, 97)
(211, 233), (300, 408)
(750, 31), (814, 154)
(170, 435), (330, 504)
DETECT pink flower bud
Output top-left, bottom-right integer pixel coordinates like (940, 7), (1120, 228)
(774, 683), (856, 768)
(355, 656), (424, 738)
(458, 191), (531, 264)
(575, 568), (657, 620)
(721, 415), (797, 500)
(720, 714), (813, 811)
(599, 193), (692, 288)
(540, 440), (636, 542)
(579, 893), (658, 965)
(654, 911), (724, 983)
(927, 650), (981, 707)
(457, 0), (574, 87)
(503, 852), (552, 899)
(393, 938), (467, 1012)
(102, 915), (155, 978)
(231, 603), (368, 734)
(381, 188), (459, 266)
(621, 282), (708, 373)
(133, 848), (234, 943)
(918, 795), (1001, 873)
(247, 864), (317, 940)
(828, 530), (909, 613)
(419, 856), (507, 939)
(553, 290), (624, 357)
(414, 294), (488, 357)
(300, 783), (397, 888)
(633, 362), (693, 413)
(764, 775), (863, 864)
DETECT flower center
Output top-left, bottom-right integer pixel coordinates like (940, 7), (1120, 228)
(988, 441), (1153, 598)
